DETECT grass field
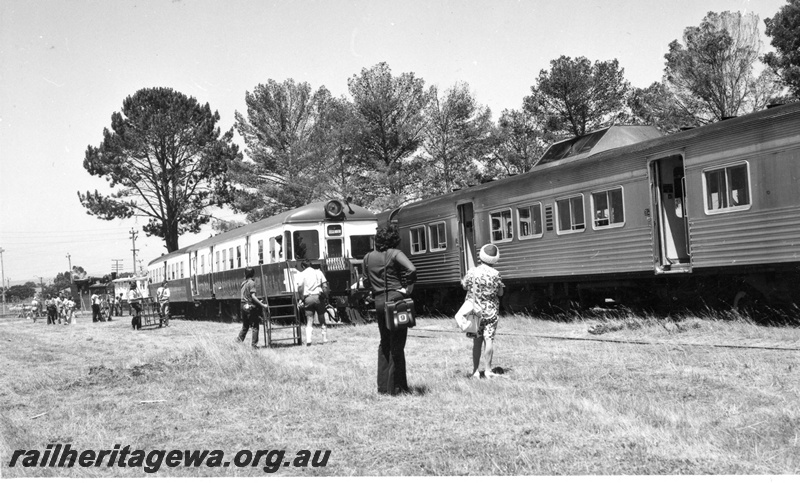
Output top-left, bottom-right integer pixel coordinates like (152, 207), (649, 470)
(1, 311), (799, 476)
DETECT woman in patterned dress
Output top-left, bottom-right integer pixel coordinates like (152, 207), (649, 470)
(462, 244), (504, 379)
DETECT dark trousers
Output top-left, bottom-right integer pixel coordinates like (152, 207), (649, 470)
(238, 307), (260, 347)
(92, 304), (100, 322)
(131, 304), (142, 330)
(47, 307), (57, 324)
(375, 291), (409, 395)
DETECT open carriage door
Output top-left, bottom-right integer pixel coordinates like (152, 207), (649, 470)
(457, 202), (477, 279)
(191, 251), (199, 296)
(649, 153), (692, 274)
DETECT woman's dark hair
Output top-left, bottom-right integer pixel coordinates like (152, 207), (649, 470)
(375, 225), (401, 252)
(245, 267), (255, 278)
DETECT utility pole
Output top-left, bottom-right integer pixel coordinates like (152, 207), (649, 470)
(129, 229), (139, 275)
(66, 253), (73, 283)
(0, 247), (5, 316)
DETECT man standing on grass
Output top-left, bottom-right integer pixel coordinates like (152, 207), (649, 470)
(156, 280), (170, 327)
(91, 291), (101, 322)
(239, 267), (267, 348)
(296, 259), (329, 346)
(55, 293), (65, 324)
(45, 295), (56, 325)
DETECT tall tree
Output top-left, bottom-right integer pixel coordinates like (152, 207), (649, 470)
(421, 82), (492, 195)
(763, 0), (800, 98)
(626, 82), (699, 133)
(524, 56), (630, 138)
(79, 88), (239, 253)
(484, 108), (549, 177)
(316, 96), (367, 204)
(347, 62), (430, 210)
(232, 79), (337, 221)
(664, 11), (779, 124)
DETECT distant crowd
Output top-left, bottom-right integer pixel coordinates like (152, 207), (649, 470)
(26, 292), (124, 325)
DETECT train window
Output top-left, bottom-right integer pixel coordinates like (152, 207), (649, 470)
(410, 226), (427, 254)
(429, 222), (447, 251)
(200, 255), (205, 274)
(180, 261), (184, 278)
(327, 238), (343, 258)
(350, 235), (374, 259)
(555, 194), (585, 234)
(293, 230), (320, 260)
(222, 250), (227, 271)
(216, 251), (220, 272)
(591, 188), (625, 229)
(518, 204), (543, 239)
(703, 162), (751, 214)
(258, 240), (264, 265)
(236, 246), (242, 268)
(490, 209), (513, 243)
(229, 248), (234, 269)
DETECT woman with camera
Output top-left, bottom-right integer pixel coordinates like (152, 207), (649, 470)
(363, 225), (417, 395)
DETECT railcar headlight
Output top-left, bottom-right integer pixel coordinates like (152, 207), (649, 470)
(324, 200), (345, 220)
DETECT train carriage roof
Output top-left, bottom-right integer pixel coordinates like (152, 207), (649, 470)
(148, 201), (376, 265)
(537, 125), (663, 165)
(385, 101), (800, 219)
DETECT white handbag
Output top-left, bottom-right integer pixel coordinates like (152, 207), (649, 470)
(455, 299), (481, 333)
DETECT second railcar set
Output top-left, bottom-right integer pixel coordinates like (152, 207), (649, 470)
(381, 102), (800, 315)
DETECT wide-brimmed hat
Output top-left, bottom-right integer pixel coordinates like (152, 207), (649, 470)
(479, 244), (500, 265)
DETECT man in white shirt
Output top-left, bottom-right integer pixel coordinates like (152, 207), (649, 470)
(91, 291), (101, 322)
(156, 280), (171, 327)
(296, 259), (329, 346)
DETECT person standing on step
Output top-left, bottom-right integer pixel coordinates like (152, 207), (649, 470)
(239, 267), (267, 348)
(156, 280), (171, 327)
(363, 225), (417, 396)
(296, 259), (330, 346)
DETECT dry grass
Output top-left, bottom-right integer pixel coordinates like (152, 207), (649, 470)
(1, 311), (798, 476)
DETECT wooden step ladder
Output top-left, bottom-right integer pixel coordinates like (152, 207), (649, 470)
(263, 292), (303, 347)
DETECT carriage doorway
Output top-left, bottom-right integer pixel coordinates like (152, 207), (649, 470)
(649, 154), (692, 273)
(457, 202), (477, 278)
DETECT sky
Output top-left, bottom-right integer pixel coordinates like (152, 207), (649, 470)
(0, 0), (788, 286)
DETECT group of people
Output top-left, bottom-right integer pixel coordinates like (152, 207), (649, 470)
(362, 225), (503, 393)
(237, 259), (332, 348)
(90, 292), (122, 322)
(41, 293), (78, 325)
(127, 280), (171, 330)
(237, 224), (505, 396)
(25, 282), (171, 330)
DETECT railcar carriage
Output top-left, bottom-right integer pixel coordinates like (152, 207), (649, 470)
(383, 102), (800, 316)
(146, 200), (377, 321)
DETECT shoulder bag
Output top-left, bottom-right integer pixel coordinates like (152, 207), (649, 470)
(454, 298), (480, 333)
(379, 249), (416, 331)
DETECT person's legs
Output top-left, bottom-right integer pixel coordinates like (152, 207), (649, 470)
(250, 311), (260, 348)
(483, 337), (495, 374)
(472, 336), (483, 378)
(315, 302), (328, 343)
(305, 305), (314, 346)
(391, 327), (408, 392)
(237, 309), (250, 342)
(375, 294), (395, 394)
